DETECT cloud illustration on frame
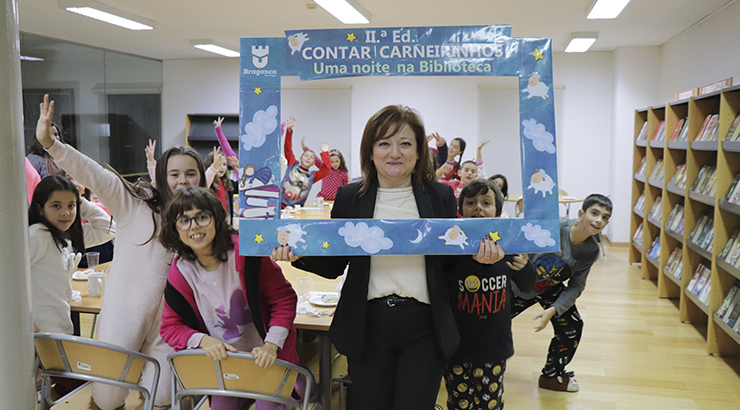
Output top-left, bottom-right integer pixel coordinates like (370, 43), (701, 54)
(241, 105), (279, 151)
(522, 118), (556, 154)
(338, 221), (394, 254)
(521, 223), (556, 247)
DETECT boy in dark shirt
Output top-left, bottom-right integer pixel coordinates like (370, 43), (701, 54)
(511, 194), (612, 392)
(445, 179), (536, 410)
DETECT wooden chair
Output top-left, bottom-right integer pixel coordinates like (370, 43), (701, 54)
(168, 350), (317, 410)
(34, 333), (159, 410)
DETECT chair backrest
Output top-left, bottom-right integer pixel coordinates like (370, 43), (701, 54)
(168, 350), (314, 410)
(515, 198), (524, 217)
(34, 333), (159, 410)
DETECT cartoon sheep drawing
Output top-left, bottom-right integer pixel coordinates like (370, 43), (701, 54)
(275, 224), (308, 249)
(438, 225), (469, 250)
(521, 72), (550, 100)
(287, 33), (310, 55)
(527, 169), (556, 198)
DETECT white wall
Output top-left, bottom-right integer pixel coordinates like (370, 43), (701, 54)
(660, 1), (740, 102)
(608, 47), (661, 243)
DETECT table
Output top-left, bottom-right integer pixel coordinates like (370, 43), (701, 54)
(505, 193), (585, 218)
(69, 262), (110, 337)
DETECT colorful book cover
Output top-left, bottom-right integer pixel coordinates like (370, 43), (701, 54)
(670, 118), (685, 141)
(695, 114), (712, 141)
(692, 266), (711, 296)
(725, 113), (740, 141)
(687, 268), (702, 293)
(717, 284), (740, 318)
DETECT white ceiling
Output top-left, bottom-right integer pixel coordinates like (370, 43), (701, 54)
(17, 0), (735, 61)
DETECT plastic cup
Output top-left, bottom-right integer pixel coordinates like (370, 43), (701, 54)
(295, 277), (311, 303)
(86, 252), (100, 268)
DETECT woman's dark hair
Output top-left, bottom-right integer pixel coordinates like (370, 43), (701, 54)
(329, 150), (348, 172)
(28, 176), (85, 253)
(458, 179), (503, 218)
(358, 105), (433, 195)
(489, 174), (509, 200)
(107, 145), (206, 244)
(160, 186), (236, 263)
(204, 151), (234, 192)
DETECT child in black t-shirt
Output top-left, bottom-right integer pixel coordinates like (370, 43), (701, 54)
(445, 179), (536, 410)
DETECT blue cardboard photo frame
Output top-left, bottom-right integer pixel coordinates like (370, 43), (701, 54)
(237, 25), (560, 256)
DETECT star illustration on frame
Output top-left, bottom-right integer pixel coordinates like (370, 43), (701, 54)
(346, 32), (357, 42)
(489, 231), (501, 242)
(254, 234), (265, 244)
(254, 87), (263, 95)
(530, 47), (544, 61)
(322, 241), (330, 249)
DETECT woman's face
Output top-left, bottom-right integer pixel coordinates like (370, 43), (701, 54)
(330, 154), (341, 170)
(449, 139), (461, 157)
(372, 124), (418, 188)
(167, 155), (201, 195)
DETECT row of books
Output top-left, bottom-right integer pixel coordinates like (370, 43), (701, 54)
(718, 228), (740, 269)
(649, 160), (664, 181)
(665, 247), (682, 280)
(634, 193), (646, 213)
(668, 164), (687, 189)
(647, 236), (660, 260)
(648, 196), (662, 222)
(723, 173), (740, 204)
(686, 263), (711, 307)
(716, 282), (740, 333)
(632, 225), (644, 248)
(688, 214), (714, 253)
(636, 122), (648, 142)
(725, 113), (740, 142)
(666, 204), (685, 234)
(636, 157), (647, 176)
(669, 117), (690, 142)
(651, 120), (666, 141)
(695, 114), (720, 142)
(690, 165), (717, 196)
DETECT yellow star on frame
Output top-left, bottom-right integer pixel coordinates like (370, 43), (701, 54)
(322, 241), (330, 249)
(346, 32), (357, 42)
(530, 47), (544, 61)
(489, 231), (502, 243)
(254, 234), (265, 244)
(254, 87), (263, 95)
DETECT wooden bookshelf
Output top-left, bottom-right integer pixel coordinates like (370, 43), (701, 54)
(631, 85), (740, 357)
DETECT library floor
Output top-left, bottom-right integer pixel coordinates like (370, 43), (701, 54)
(77, 245), (740, 410)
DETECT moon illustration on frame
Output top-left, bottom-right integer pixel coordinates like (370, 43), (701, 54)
(410, 229), (424, 244)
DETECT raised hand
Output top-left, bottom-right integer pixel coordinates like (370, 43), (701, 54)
(477, 139), (490, 153)
(213, 116), (224, 128)
(145, 139), (157, 162)
(301, 136), (307, 150)
(286, 116), (295, 129)
(213, 147), (225, 167)
(432, 132), (446, 147)
(227, 156), (239, 169)
(36, 94), (56, 149)
(320, 140), (329, 152)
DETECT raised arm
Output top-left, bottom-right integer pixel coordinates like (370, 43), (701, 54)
(145, 139), (157, 185)
(312, 141), (332, 182)
(213, 117), (238, 159)
(476, 139), (490, 179)
(37, 95), (141, 224)
(302, 136), (324, 169)
(283, 117), (297, 166)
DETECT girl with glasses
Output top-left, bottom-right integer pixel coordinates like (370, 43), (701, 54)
(159, 187), (301, 410)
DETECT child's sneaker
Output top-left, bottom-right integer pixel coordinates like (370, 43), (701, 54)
(538, 372), (579, 392)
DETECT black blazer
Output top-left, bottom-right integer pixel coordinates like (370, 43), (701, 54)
(294, 178), (480, 360)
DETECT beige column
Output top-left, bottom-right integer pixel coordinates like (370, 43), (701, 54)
(0, 0), (36, 407)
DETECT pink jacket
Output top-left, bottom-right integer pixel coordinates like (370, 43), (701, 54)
(160, 237), (299, 364)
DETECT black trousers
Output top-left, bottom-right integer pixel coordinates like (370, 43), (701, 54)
(510, 285), (583, 377)
(347, 297), (445, 410)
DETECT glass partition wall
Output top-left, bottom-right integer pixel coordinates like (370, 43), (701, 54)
(20, 33), (162, 178)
